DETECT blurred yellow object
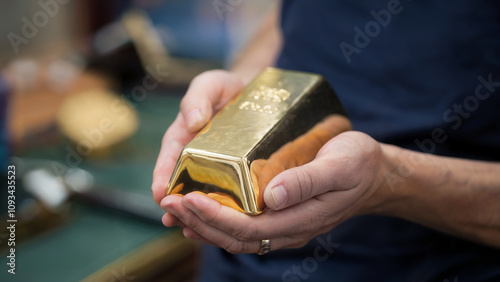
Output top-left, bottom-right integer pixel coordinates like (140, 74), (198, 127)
(57, 89), (138, 151)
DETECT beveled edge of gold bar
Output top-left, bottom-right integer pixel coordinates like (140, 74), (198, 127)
(167, 148), (262, 214)
(240, 155), (261, 214)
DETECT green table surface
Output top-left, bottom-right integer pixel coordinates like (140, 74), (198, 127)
(0, 93), (182, 282)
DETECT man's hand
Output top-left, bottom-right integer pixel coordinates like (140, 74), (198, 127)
(153, 69), (500, 252)
(160, 131), (388, 253)
(151, 70), (244, 204)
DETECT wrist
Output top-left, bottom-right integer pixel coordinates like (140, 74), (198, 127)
(361, 143), (406, 216)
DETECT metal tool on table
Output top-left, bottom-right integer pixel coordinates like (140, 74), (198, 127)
(17, 158), (165, 224)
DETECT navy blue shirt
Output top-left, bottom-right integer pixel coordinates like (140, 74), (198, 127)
(200, 1), (500, 281)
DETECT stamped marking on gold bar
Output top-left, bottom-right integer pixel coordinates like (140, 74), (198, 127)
(251, 86), (291, 102)
(239, 86), (291, 115)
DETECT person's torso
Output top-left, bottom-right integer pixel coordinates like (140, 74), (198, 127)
(200, 1), (500, 281)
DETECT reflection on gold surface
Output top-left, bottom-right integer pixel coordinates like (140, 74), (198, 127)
(250, 114), (352, 209)
(167, 68), (350, 214)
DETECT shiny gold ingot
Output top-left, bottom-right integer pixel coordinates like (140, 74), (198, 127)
(167, 68), (351, 214)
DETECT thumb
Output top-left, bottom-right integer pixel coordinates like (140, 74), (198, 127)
(263, 160), (333, 210)
(180, 70), (244, 132)
(263, 131), (376, 210)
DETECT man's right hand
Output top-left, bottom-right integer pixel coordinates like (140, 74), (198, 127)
(151, 70), (244, 205)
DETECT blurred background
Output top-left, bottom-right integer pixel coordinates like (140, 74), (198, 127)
(0, 0), (273, 281)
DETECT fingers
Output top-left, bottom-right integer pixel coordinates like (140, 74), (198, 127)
(162, 211), (185, 228)
(263, 161), (333, 210)
(179, 193), (324, 240)
(161, 195), (262, 253)
(163, 190), (359, 254)
(162, 193), (322, 253)
(180, 70), (244, 132)
(181, 226), (221, 248)
(162, 211), (219, 247)
(151, 113), (196, 204)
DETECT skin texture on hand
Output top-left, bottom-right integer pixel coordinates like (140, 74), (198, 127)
(158, 128), (388, 253)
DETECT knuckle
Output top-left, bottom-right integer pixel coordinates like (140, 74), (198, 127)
(233, 223), (259, 241)
(224, 240), (244, 254)
(296, 168), (314, 201)
(191, 70), (222, 86)
(202, 204), (221, 225)
(183, 214), (202, 232)
(190, 71), (208, 85)
(240, 241), (254, 254)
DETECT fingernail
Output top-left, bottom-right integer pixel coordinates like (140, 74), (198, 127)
(186, 109), (202, 130)
(270, 185), (287, 208)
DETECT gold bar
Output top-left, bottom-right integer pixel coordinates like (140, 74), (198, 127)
(166, 68), (351, 214)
